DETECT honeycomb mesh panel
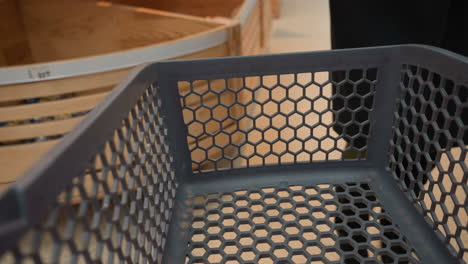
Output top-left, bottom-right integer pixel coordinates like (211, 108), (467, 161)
(389, 64), (468, 262)
(0, 84), (177, 264)
(178, 69), (378, 172)
(186, 183), (420, 264)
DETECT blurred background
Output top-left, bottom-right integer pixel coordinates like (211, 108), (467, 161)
(270, 0), (329, 53)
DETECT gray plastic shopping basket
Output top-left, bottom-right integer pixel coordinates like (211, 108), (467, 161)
(0, 45), (466, 264)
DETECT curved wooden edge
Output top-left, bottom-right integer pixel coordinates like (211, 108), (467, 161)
(0, 0), (267, 85)
(0, 41), (233, 103)
(0, 23), (234, 85)
(0, 70), (128, 102)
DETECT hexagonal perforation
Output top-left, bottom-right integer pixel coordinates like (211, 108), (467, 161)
(186, 183), (420, 264)
(0, 84), (177, 264)
(389, 64), (468, 261)
(178, 69), (378, 172)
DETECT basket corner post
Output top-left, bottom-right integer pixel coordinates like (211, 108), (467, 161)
(152, 65), (194, 264)
(366, 48), (402, 172)
(155, 66), (194, 184)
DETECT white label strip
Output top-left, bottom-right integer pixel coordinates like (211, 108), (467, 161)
(238, 0), (258, 26)
(0, 29), (228, 85)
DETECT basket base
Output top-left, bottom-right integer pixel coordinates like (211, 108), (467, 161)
(164, 164), (432, 264)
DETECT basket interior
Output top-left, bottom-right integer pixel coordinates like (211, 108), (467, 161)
(182, 182), (421, 264)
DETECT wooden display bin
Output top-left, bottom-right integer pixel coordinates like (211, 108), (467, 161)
(105, 0), (275, 55)
(0, 0), (243, 191)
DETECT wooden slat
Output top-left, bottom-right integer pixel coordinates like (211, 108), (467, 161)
(240, 2), (262, 55)
(246, 38), (263, 56)
(244, 15), (261, 48)
(243, 22), (261, 46)
(244, 26), (262, 55)
(1, 135), (122, 184)
(0, 69), (129, 102)
(0, 92), (108, 122)
(241, 4), (261, 39)
(227, 24), (242, 56)
(0, 116), (84, 142)
(242, 2), (261, 36)
(243, 18), (263, 55)
(241, 6), (262, 41)
(0, 139), (59, 183)
(260, 0), (273, 49)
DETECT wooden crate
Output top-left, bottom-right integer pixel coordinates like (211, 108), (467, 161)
(0, 0), (242, 190)
(105, 0), (275, 55)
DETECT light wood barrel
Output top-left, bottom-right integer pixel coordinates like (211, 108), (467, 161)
(0, 0), (242, 191)
(102, 0), (274, 55)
